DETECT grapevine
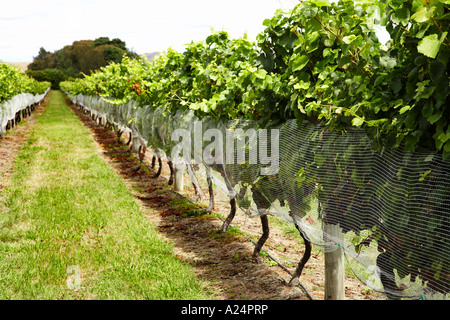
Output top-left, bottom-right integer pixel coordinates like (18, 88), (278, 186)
(0, 62), (50, 102)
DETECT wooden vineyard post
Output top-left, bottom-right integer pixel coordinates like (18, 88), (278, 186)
(324, 223), (345, 300)
(174, 160), (184, 192)
(130, 132), (141, 154)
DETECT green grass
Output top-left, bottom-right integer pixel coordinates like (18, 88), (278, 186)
(0, 90), (212, 300)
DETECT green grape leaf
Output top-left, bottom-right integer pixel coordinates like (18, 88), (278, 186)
(419, 169), (432, 181)
(291, 55), (309, 72)
(343, 35), (357, 44)
(411, 6), (434, 23)
(428, 110), (443, 124)
(254, 69), (267, 79)
(418, 33), (447, 59)
(352, 117), (365, 127)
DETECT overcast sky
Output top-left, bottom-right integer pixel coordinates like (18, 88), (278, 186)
(0, 0), (298, 62)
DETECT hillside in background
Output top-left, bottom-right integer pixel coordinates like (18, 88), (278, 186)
(141, 52), (162, 62)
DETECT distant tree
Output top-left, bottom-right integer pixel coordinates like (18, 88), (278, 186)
(26, 69), (48, 82)
(35, 47), (51, 60)
(28, 48), (54, 71)
(27, 37), (141, 86)
(92, 37), (111, 47)
(26, 68), (67, 89)
(69, 40), (99, 74)
(110, 38), (127, 50)
(43, 68), (67, 89)
(92, 37), (127, 51)
(103, 46), (124, 63)
(54, 50), (71, 70)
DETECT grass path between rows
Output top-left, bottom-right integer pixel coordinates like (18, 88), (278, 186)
(0, 90), (212, 299)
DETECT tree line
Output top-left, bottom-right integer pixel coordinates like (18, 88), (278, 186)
(26, 37), (140, 89)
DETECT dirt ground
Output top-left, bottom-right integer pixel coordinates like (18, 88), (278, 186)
(0, 92), (385, 300)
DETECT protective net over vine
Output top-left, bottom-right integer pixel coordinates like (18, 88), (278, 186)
(0, 88), (50, 137)
(64, 90), (450, 300)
